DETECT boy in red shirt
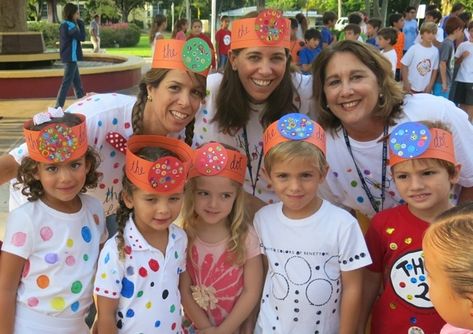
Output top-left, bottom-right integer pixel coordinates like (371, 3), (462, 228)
(215, 15), (231, 72)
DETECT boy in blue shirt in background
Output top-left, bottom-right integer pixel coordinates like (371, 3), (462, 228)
(299, 28), (322, 74)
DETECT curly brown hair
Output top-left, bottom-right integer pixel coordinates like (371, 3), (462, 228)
(16, 147), (100, 201)
(312, 40), (405, 134)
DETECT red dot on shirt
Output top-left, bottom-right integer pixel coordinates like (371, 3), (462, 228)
(113, 178), (119, 184)
(124, 245), (132, 255)
(124, 122), (131, 129)
(399, 282), (406, 288)
(139, 267), (148, 277)
(148, 259), (160, 272)
(99, 183), (105, 189)
(171, 323), (176, 330)
(113, 162), (120, 168)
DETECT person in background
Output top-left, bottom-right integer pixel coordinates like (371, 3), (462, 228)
(299, 28), (322, 75)
(416, 9), (444, 48)
(55, 2), (86, 108)
(423, 203), (473, 334)
(215, 15), (231, 72)
(188, 19), (216, 70)
(441, 2), (465, 38)
(295, 13), (308, 40)
(289, 17), (305, 66)
(401, 21), (439, 94)
(90, 14), (100, 53)
(366, 18), (382, 48)
(172, 18), (188, 40)
(453, 21), (473, 121)
(389, 13), (405, 81)
(344, 23), (361, 41)
(339, 12), (365, 42)
(321, 11), (337, 48)
(434, 16), (465, 99)
(149, 14), (167, 55)
(378, 27), (398, 76)
(457, 12), (471, 46)
(403, 6), (418, 52)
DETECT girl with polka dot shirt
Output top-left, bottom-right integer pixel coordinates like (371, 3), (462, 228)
(0, 110), (107, 333)
(179, 143), (263, 333)
(94, 135), (193, 333)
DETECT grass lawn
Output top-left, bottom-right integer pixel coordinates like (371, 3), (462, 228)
(105, 32), (172, 58)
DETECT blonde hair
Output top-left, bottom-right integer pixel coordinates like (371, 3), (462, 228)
(423, 202), (473, 298)
(264, 141), (328, 176)
(420, 21), (438, 34)
(180, 177), (249, 266)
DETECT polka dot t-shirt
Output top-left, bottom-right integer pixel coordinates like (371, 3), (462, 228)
(94, 218), (187, 333)
(2, 194), (107, 318)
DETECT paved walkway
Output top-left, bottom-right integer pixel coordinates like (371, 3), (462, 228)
(0, 57), (150, 240)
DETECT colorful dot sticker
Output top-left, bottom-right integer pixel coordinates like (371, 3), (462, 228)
(182, 38), (212, 73)
(195, 143), (229, 176)
(389, 122), (431, 159)
(37, 124), (79, 162)
(148, 156), (185, 192)
(255, 9), (288, 44)
(277, 113), (314, 141)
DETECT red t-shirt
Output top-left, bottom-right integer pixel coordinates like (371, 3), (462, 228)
(188, 33), (216, 68)
(365, 204), (445, 334)
(215, 28), (231, 56)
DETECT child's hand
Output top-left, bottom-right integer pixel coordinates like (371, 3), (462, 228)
(403, 81), (411, 93)
(462, 51), (470, 58)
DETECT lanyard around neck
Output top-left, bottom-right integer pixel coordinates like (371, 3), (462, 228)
(342, 126), (388, 213)
(242, 126), (263, 196)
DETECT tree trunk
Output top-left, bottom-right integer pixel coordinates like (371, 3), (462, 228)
(47, 0), (59, 23)
(0, 0), (27, 31)
(380, 0), (388, 26)
(256, 0), (265, 11)
(365, 0), (371, 17)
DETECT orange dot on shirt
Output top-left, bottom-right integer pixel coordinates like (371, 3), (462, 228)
(37, 275), (50, 289)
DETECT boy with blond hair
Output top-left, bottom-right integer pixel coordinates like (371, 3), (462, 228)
(401, 21), (439, 93)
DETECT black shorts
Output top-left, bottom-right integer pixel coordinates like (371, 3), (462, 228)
(454, 82), (473, 105)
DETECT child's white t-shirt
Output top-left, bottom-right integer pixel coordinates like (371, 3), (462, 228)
(381, 49), (397, 75)
(2, 194), (107, 318)
(94, 218), (187, 333)
(454, 41), (473, 83)
(401, 43), (439, 91)
(254, 200), (371, 334)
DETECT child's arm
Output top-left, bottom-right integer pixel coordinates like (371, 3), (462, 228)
(357, 269), (382, 334)
(0, 253), (25, 334)
(425, 69), (437, 93)
(339, 268), (364, 334)
(0, 154), (19, 185)
(96, 295), (119, 334)
(439, 61), (448, 91)
(213, 255), (264, 334)
(179, 271), (214, 330)
(401, 64), (410, 92)
(455, 50), (470, 65)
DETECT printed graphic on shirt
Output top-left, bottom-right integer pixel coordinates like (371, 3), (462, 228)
(416, 59), (432, 76)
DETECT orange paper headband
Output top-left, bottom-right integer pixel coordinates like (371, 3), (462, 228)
(231, 9), (291, 50)
(189, 142), (247, 184)
(125, 135), (194, 194)
(152, 38), (212, 76)
(23, 110), (88, 163)
(389, 122), (456, 166)
(263, 113), (326, 156)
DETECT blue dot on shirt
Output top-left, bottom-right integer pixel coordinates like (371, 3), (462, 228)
(356, 196), (364, 203)
(71, 301), (80, 312)
(121, 277), (134, 298)
(104, 253), (110, 264)
(110, 151), (116, 157)
(81, 226), (92, 243)
(155, 320), (161, 328)
(112, 118), (118, 125)
(126, 309), (135, 317)
(98, 120), (103, 127)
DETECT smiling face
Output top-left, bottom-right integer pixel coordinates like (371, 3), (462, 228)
(323, 51), (381, 136)
(193, 176), (238, 226)
(392, 159), (459, 221)
(35, 156), (89, 212)
(229, 46), (288, 103)
(269, 156), (326, 219)
(144, 69), (205, 135)
(123, 188), (184, 236)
